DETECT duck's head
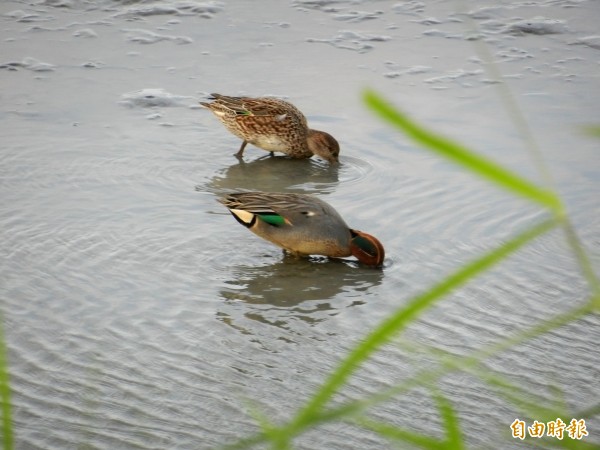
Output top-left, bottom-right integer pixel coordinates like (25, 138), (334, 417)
(349, 229), (385, 268)
(307, 130), (340, 164)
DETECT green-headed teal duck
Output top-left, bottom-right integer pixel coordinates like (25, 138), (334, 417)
(200, 94), (340, 164)
(219, 192), (385, 267)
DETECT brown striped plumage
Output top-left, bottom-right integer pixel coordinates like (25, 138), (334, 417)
(200, 94), (340, 164)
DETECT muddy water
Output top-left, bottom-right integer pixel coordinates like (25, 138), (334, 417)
(1, 0), (599, 449)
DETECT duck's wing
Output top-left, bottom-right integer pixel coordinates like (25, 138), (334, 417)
(219, 192), (326, 227)
(208, 94), (289, 118)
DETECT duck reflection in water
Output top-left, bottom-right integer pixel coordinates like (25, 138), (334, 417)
(200, 155), (340, 196)
(216, 256), (384, 335)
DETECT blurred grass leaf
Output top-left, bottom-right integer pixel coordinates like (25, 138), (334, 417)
(223, 219), (557, 449)
(352, 386), (464, 449)
(221, 83), (599, 448)
(0, 318), (13, 450)
(357, 418), (444, 449)
(363, 89), (562, 214)
(285, 218), (556, 436)
(433, 387), (464, 449)
(582, 125), (600, 138)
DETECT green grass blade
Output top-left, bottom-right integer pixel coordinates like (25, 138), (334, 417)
(222, 432), (268, 450)
(239, 397), (292, 450)
(265, 299), (593, 450)
(363, 90), (562, 214)
(469, 301), (594, 363)
(222, 219), (556, 449)
(461, 364), (566, 424)
(0, 317), (13, 450)
(560, 221), (600, 305)
(355, 388), (464, 450)
(432, 388), (464, 449)
(576, 403), (600, 419)
(582, 124), (600, 138)
(357, 418), (444, 449)
(287, 218), (556, 433)
(540, 437), (599, 450)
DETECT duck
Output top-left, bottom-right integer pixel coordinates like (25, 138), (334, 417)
(218, 192), (385, 267)
(200, 93), (340, 164)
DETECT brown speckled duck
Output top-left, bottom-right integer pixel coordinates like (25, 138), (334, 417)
(200, 94), (340, 164)
(219, 192), (385, 267)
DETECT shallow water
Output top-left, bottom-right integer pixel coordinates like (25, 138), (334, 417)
(1, 0), (599, 449)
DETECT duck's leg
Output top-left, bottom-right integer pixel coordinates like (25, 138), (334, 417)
(235, 141), (248, 157)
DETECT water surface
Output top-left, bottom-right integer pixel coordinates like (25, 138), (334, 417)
(1, 0), (599, 448)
